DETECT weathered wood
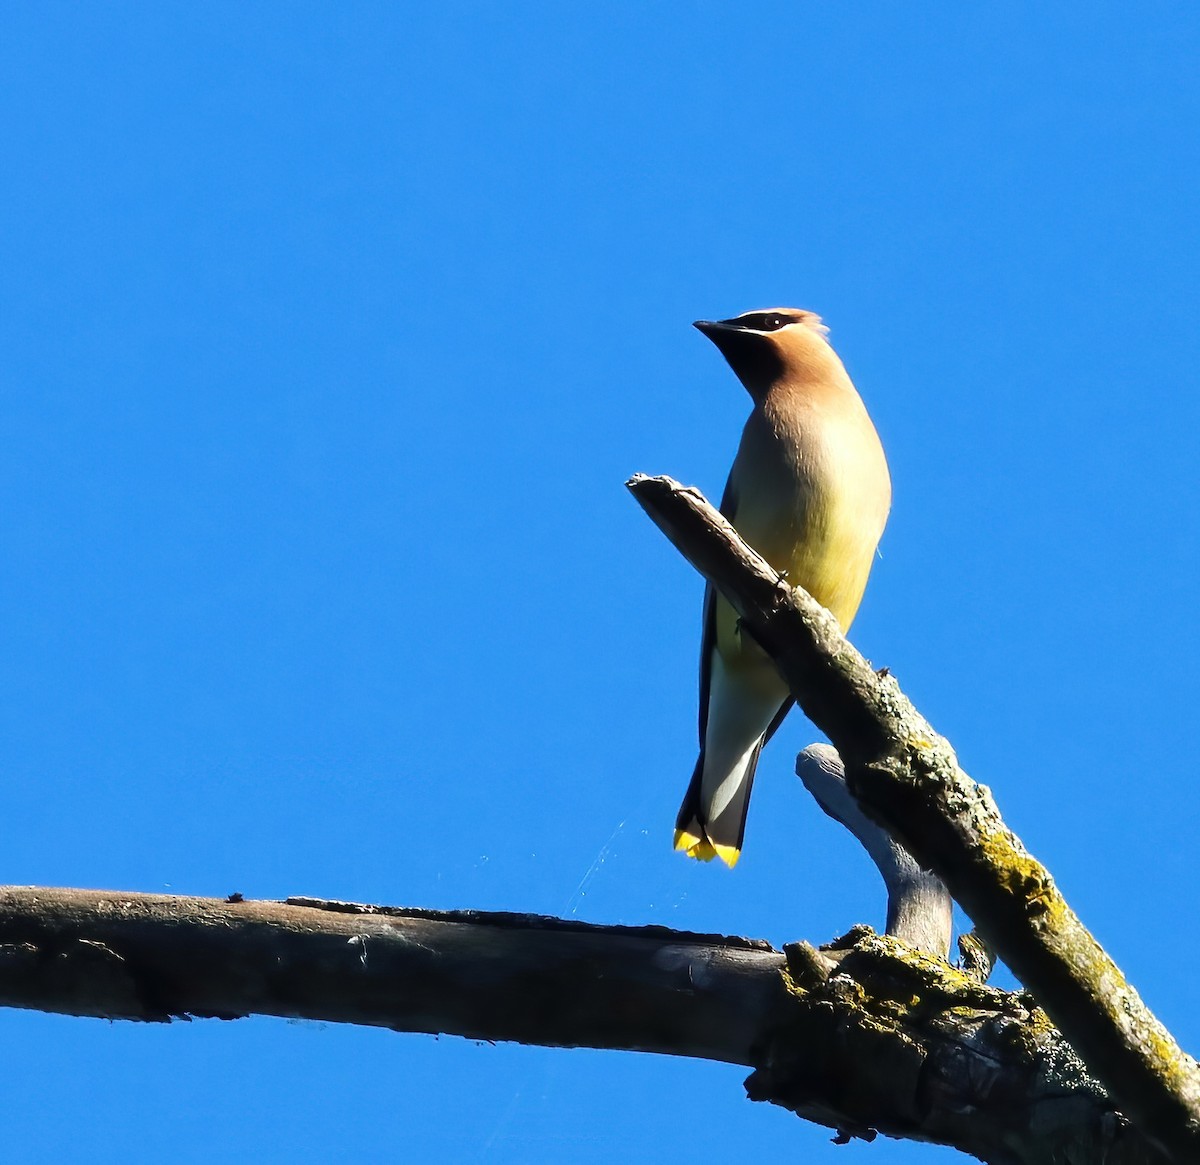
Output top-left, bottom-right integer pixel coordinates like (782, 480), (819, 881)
(798, 743), (952, 959)
(627, 472), (1200, 1161)
(0, 886), (1164, 1163)
(0, 886), (781, 1063)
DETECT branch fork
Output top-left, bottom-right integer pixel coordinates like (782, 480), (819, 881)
(627, 472), (1200, 1161)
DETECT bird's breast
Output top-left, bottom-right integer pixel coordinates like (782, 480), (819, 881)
(727, 393), (890, 632)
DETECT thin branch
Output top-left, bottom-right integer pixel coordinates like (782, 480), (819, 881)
(627, 472), (1200, 1162)
(0, 886), (1164, 1164)
(798, 743), (952, 959)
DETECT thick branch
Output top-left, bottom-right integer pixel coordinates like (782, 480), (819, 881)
(0, 886), (780, 1063)
(0, 886), (1164, 1164)
(627, 473), (1200, 1161)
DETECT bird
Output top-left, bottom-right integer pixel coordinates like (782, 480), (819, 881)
(674, 308), (891, 868)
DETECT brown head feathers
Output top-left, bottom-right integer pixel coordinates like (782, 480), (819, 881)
(694, 307), (835, 397)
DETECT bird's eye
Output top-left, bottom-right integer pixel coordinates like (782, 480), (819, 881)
(729, 311), (793, 332)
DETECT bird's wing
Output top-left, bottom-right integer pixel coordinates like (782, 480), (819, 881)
(696, 475), (739, 743)
(699, 475), (794, 743)
(762, 693), (795, 745)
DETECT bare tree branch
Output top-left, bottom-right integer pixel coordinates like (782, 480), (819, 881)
(0, 886), (1164, 1164)
(0, 886), (779, 1062)
(798, 743), (953, 959)
(626, 472), (1200, 1161)
(0, 472), (1190, 1161)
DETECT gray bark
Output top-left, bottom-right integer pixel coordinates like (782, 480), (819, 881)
(0, 887), (1164, 1164)
(798, 742), (953, 959)
(626, 472), (1200, 1161)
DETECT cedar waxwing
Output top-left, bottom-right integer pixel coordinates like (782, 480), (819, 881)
(674, 309), (891, 868)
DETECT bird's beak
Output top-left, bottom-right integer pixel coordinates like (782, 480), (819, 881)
(693, 316), (780, 397)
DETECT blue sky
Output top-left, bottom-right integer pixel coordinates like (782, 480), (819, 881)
(3, 5), (1199, 1162)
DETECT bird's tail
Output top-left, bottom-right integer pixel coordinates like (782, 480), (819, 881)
(673, 740), (765, 869)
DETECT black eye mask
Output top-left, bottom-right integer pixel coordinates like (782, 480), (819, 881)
(724, 312), (793, 332)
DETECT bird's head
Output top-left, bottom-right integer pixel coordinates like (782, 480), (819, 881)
(694, 308), (833, 399)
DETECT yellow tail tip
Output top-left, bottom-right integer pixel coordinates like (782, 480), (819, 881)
(674, 828), (716, 861)
(673, 828), (738, 867)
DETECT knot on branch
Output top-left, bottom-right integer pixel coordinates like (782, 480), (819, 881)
(749, 931), (1143, 1161)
